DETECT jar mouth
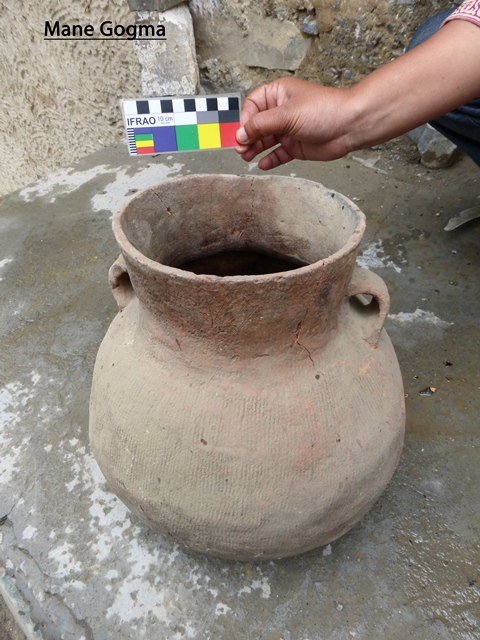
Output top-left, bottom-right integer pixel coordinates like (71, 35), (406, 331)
(113, 174), (365, 282)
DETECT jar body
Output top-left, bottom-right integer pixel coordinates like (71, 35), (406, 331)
(90, 280), (404, 561)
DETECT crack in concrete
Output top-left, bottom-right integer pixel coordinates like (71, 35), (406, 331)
(1, 525), (95, 640)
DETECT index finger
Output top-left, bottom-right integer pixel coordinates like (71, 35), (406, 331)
(240, 85), (271, 126)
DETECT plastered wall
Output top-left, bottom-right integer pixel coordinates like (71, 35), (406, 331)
(0, 0), (142, 197)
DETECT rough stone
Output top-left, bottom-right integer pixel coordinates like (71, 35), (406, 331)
(406, 123), (426, 146)
(133, 6), (199, 97)
(200, 58), (252, 93)
(191, 7), (310, 72)
(415, 123), (458, 169)
(302, 16), (319, 35)
(199, 58), (287, 94)
(128, 0), (185, 9)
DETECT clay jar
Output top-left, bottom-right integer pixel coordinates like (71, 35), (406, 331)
(89, 174), (405, 561)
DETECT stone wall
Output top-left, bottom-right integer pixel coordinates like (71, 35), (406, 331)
(0, 0), (458, 197)
(191, 0), (458, 92)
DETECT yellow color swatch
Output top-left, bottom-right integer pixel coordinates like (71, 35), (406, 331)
(198, 123), (221, 149)
(136, 139), (154, 148)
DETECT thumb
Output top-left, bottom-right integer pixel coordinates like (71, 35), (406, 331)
(236, 106), (291, 145)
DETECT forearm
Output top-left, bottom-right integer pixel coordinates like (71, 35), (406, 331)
(343, 19), (480, 152)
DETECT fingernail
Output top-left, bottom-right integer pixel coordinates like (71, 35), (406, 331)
(235, 145), (248, 153)
(236, 127), (248, 144)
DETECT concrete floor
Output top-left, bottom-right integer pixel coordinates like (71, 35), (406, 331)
(0, 141), (479, 640)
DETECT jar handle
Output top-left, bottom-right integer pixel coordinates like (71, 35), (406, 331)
(108, 255), (135, 311)
(346, 266), (390, 348)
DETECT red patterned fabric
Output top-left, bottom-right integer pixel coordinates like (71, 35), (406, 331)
(443, 0), (480, 28)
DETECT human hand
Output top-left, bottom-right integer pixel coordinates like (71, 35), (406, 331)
(235, 78), (357, 170)
(236, 21), (480, 171)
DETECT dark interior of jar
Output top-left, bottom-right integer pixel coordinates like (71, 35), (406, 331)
(178, 249), (307, 276)
(119, 176), (361, 276)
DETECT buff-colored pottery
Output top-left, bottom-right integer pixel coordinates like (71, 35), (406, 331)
(89, 174), (405, 560)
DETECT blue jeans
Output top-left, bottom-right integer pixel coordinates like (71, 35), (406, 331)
(407, 9), (480, 166)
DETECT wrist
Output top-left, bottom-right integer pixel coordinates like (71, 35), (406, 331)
(341, 82), (385, 153)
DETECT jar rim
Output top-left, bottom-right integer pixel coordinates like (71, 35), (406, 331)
(112, 174), (366, 283)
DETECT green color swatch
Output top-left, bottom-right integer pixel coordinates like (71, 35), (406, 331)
(175, 125), (199, 151)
